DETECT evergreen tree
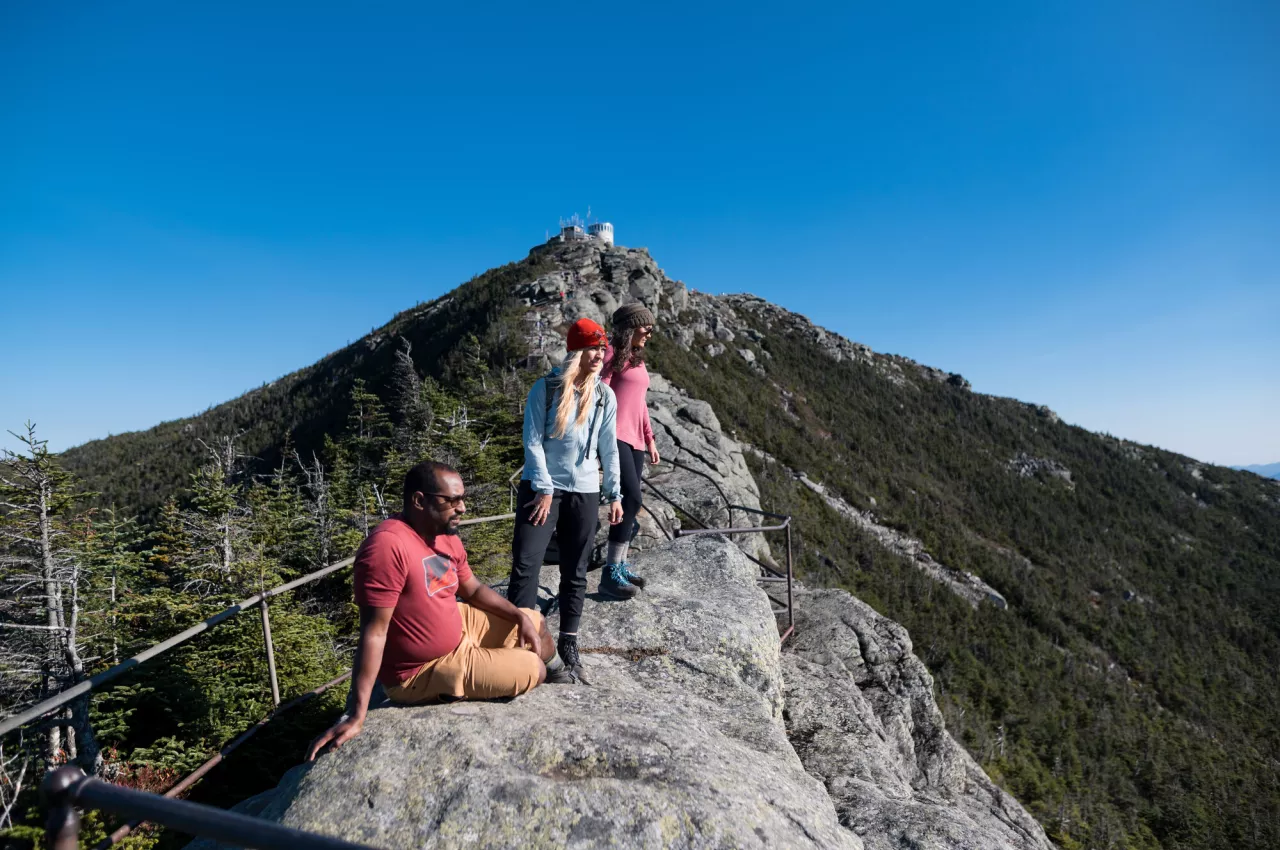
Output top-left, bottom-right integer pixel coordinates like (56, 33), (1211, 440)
(179, 435), (257, 595)
(390, 338), (434, 458)
(327, 380), (393, 535)
(79, 509), (146, 667)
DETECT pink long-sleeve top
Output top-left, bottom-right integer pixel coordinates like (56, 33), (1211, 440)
(602, 346), (655, 452)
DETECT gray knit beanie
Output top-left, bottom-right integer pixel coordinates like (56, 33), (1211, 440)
(612, 302), (656, 331)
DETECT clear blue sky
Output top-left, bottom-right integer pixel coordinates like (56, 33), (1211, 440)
(2, 1), (1277, 467)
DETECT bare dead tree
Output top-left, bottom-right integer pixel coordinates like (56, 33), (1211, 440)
(371, 483), (389, 520)
(0, 737), (30, 829)
(296, 451), (335, 569)
(0, 423), (103, 775)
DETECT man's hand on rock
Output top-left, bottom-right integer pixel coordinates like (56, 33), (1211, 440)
(517, 612), (541, 653)
(306, 713), (364, 761)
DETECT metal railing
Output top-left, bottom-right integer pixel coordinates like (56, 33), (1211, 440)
(42, 765), (376, 850)
(673, 505), (795, 643)
(643, 454), (795, 642)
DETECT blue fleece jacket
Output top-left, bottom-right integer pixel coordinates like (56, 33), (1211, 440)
(522, 371), (621, 501)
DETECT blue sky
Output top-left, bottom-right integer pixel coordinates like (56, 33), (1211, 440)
(2, 1), (1277, 467)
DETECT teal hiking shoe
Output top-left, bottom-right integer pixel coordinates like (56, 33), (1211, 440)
(599, 562), (639, 600)
(620, 561), (646, 590)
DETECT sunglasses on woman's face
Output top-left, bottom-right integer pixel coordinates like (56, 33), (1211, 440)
(637, 326), (654, 336)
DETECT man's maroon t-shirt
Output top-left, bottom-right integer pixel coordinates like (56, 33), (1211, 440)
(353, 516), (474, 687)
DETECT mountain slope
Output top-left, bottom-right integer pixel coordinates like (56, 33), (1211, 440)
(61, 253), (555, 514)
(643, 293), (1280, 850)
(57, 238), (1280, 849)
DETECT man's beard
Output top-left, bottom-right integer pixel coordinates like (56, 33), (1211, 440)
(442, 519), (461, 536)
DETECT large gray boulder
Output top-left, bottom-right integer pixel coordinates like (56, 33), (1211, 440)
(633, 372), (769, 562)
(783, 588), (1054, 850)
(192, 536), (856, 850)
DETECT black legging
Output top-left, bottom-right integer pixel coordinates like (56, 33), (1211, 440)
(507, 480), (599, 635)
(609, 442), (648, 544)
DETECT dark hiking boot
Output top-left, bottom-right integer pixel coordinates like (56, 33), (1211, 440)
(599, 563), (640, 599)
(545, 663), (581, 685)
(553, 635), (591, 685)
(620, 561), (646, 590)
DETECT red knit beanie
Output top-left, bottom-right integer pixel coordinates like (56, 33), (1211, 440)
(566, 317), (608, 352)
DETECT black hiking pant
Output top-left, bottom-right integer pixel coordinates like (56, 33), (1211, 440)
(508, 480), (599, 635)
(609, 442), (648, 545)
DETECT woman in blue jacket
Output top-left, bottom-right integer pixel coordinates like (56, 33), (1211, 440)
(507, 317), (623, 684)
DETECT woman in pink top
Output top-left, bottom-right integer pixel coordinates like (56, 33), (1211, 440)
(601, 302), (661, 592)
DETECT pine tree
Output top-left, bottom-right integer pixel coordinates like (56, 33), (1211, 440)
(79, 509), (145, 667)
(330, 380), (393, 535)
(390, 338), (434, 458)
(179, 435), (256, 595)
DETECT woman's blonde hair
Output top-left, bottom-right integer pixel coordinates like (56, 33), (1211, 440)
(550, 349), (598, 439)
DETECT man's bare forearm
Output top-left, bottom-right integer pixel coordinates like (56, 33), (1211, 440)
(347, 625), (388, 720)
(465, 582), (529, 622)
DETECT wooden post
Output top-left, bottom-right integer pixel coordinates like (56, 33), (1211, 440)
(259, 598), (281, 707)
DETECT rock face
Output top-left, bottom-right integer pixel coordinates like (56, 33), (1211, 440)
(192, 536), (858, 850)
(783, 589), (1054, 850)
(635, 372), (769, 561)
(1006, 452), (1074, 487)
(516, 239), (970, 394)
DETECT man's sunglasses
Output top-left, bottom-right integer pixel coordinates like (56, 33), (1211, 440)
(421, 492), (467, 507)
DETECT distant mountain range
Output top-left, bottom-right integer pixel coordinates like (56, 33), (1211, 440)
(1234, 462), (1280, 480)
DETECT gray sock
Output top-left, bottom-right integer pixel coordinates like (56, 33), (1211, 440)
(545, 652), (565, 673)
(607, 540), (629, 565)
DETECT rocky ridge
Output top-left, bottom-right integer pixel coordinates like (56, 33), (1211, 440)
(515, 241), (972, 394)
(524, 239), (1006, 606)
(793, 471), (1007, 610)
(190, 248), (1053, 847)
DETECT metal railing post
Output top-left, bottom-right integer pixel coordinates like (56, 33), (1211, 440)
(260, 597), (281, 707)
(42, 766), (84, 850)
(672, 508), (796, 644)
(783, 522), (795, 642)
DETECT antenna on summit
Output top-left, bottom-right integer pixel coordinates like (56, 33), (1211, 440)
(551, 211), (613, 245)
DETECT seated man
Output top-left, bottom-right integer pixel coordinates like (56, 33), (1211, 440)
(307, 460), (574, 760)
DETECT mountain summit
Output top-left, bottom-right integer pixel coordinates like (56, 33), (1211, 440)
(64, 236), (1280, 848)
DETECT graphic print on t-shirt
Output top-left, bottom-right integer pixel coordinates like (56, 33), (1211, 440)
(422, 553), (457, 597)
